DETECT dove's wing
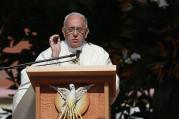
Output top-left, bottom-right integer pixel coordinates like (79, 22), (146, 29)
(75, 87), (87, 101)
(57, 88), (70, 100)
(86, 84), (95, 90)
(75, 84), (94, 101)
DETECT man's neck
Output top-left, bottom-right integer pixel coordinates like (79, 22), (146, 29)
(64, 40), (85, 53)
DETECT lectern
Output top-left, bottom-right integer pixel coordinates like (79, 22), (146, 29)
(26, 65), (116, 119)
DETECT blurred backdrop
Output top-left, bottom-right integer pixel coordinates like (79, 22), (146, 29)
(0, 0), (179, 119)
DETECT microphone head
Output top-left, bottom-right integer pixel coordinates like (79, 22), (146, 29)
(76, 50), (81, 58)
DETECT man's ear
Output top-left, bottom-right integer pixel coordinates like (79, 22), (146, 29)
(62, 27), (66, 37)
(84, 28), (89, 39)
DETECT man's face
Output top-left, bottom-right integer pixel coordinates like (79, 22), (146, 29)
(62, 15), (89, 48)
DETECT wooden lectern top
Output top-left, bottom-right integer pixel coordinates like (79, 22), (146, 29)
(26, 65), (117, 97)
(26, 65), (116, 77)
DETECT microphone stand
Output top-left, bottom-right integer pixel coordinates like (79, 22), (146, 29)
(0, 53), (76, 70)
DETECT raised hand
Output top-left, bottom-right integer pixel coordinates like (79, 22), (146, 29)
(49, 34), (61, 57)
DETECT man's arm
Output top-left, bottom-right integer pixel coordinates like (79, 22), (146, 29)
(12, 68), (35, 119)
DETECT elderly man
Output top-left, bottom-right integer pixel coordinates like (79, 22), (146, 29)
(12, 12), (119, 119)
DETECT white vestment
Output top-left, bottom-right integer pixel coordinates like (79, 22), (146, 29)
(12, 41), (119, 119)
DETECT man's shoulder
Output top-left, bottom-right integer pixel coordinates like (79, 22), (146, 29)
(36, 47), (52, 59)
(84, 42), (108, 55)
(41, 47), (52, 54)
(85, 42), (104, 51)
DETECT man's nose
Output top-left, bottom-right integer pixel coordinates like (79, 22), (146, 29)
(72, 29), (78, 36)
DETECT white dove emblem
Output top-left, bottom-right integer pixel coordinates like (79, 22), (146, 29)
(50, 84), (94, 119)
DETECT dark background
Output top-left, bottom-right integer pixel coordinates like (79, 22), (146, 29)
(0, 0), (179, 119)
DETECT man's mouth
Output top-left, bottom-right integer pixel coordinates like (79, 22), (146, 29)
(72, 39), (78, 42)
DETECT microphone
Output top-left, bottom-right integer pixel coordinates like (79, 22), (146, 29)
(0, 50), (82, 70)
(0, 53), (76, 70)
(71, 50), (81, 64)
(76, 50), (81, 59)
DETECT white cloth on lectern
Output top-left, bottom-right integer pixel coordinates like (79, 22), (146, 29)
(12, 41), (119, 119)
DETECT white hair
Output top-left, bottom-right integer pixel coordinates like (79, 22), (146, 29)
(63, 12), (88, 28)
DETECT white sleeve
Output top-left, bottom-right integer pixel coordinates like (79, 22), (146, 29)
(12, 47), (56, 114)
(94, 47), (120, 104)
(13, 69), (30, 111)
(12, 69), (35, 119)
(33, 48), (61, 66)
(102, 49), (120, 104)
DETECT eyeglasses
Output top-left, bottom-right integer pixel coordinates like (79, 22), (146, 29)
(64, 27), (87, 34)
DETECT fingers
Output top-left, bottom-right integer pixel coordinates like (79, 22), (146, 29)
(49, 34), (61, 57)
(49, 34), (60, 45)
